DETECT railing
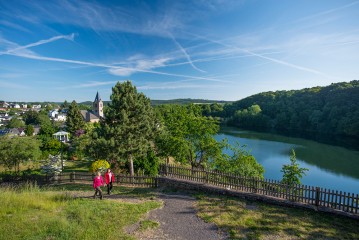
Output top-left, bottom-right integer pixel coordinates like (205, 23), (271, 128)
(54, 172), (157, 187)
(2, 165), (357, 216)
(159, 164), (359, 215)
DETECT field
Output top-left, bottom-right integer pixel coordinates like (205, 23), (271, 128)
(0, 183), (161, 240)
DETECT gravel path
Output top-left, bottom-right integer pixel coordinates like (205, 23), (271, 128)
(134, 193), (227, 240)
(70, 190), (227, 239)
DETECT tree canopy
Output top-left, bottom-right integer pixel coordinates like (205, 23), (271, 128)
(155, 104), (221, 169)
(0, 136), (41, 173)
(7, 117), (25, 128)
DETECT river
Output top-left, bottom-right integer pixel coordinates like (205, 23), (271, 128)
(215, 127), (359, 194)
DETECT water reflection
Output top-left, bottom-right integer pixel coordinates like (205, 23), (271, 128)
(216, 127), (359, 194)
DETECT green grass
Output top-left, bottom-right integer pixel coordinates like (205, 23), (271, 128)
(0, 183), (161, 240)
(195, 194), (359, 240)
(138, 220), (160, 231)
(63, 159), (92, 172)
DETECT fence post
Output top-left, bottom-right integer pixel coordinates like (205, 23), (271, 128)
(54, 173), (60, 184)
(155, 177), (158, 188)
(315, 187), (320, 207)
(70, 172), (75, 182)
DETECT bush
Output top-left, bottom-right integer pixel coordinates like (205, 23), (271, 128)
(90, 159), (110, 173)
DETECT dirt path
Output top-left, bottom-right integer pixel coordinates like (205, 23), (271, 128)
(134, 193), (227, 240)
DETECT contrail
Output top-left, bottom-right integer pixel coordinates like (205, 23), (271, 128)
(168, 33), (206, 73)
(294, 1), (359, 23)
(190, 33), (336, 79)
(5, 50), (231, 83)
(0, 33), (75, 55)
(164, 51), (282, 68)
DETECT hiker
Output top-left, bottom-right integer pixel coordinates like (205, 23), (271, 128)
(105, 168), (115, 195)
(93, 171), (104, 199)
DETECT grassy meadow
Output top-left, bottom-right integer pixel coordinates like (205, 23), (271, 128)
(0, 183), (161, 240)
(196, 194), (359, 240)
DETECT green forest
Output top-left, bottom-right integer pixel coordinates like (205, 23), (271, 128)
(218, 80), (359, 143)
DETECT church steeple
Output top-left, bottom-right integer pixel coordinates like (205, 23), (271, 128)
(93, 91), (103, 117)
(94, 91), (101, 102)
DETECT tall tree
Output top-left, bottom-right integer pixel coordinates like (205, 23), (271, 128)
(66, 100), (85, 136)
(94, 81), (156, 176)
(38, 112), (56, 137)
(61, 100), (69, 109)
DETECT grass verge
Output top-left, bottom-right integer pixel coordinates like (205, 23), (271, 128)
(195, 194), (359, 240)
(0, 183), (161, 240)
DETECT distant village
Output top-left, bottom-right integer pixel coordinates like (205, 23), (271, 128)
(0, 92), (103, 138)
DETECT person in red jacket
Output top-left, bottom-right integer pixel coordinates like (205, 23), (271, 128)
(93, 172), (104, 199)
(105, 168), (115, 195)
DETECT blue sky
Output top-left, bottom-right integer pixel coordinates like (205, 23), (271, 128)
(1, 0), (359, 102)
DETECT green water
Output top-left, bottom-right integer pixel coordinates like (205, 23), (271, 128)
(216, 127), (359, 194)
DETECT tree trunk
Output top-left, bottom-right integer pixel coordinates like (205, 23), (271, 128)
(129, 153), (134, 177)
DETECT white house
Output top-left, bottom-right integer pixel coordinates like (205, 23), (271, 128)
(54, 114), (66, 122)
(49, 109), (59, 118)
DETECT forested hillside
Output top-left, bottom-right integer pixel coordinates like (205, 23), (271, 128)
(222, 80), (359, 139)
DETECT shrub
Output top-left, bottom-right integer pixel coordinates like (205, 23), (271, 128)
(90, 159), (110, 173)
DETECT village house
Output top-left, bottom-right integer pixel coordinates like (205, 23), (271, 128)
(32, 104), (42, 109)
(0, 101), (9, 108)
(48, 109), (67, 122)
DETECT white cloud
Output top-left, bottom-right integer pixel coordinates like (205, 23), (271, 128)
(108, 57), (171, 76)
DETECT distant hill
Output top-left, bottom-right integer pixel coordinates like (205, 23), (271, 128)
(150, 99), (232, 105)
(222, 80), (359, 140)
(79, 99), (232, 106)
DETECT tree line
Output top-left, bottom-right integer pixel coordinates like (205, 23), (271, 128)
(209, 80), (359, 142)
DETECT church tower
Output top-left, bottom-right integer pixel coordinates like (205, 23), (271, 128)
(93, 91), (104, 117)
